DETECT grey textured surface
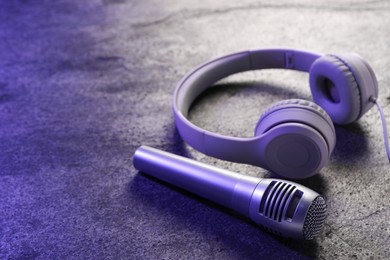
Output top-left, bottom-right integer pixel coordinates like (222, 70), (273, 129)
(0, 0), (389, 259)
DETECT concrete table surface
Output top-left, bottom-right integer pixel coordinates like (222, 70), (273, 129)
(0, 0), (389, 259)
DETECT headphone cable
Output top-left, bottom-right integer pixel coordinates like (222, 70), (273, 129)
(369, 95), (390, 163)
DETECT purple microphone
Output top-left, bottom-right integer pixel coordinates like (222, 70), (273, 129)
(133, 146), (326, 240)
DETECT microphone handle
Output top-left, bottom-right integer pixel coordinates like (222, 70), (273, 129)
(133, 146), (261, 216)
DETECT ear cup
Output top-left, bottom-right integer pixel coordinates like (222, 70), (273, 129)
(309, 54), (378, 125)
(255, 99), (336, 179)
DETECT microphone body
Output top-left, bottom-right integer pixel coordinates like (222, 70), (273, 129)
(133, 146), (326, 240)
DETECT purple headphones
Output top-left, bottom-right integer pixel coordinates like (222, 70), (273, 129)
(173, 49), (378, 179)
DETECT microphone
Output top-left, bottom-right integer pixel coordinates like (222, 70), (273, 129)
(133, 146), (326, 240)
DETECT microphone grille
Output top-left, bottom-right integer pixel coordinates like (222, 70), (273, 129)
(302, 196), (327, 240)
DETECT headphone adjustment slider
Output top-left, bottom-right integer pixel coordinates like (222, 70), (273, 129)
(285, 51), (295, 69)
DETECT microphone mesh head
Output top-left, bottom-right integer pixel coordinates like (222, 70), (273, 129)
(302, 196), (327, 240)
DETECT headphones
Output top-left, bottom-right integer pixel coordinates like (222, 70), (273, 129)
(173, 49), (378, 179)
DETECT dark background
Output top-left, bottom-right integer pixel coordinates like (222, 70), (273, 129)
(1, 0), (389, 259)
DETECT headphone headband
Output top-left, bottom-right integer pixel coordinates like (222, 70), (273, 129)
(174, 49), (322, 116)
(173, 49), (322, 165)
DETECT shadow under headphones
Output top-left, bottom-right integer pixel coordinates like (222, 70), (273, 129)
(173, 49), (379, 179)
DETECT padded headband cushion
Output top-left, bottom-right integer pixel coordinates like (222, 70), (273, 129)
(309, 55), (361, 125)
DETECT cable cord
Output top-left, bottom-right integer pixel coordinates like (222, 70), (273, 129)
(369, 96), (390, 163)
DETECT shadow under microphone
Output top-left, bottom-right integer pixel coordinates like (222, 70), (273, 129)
(133, 146), (326, 240)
